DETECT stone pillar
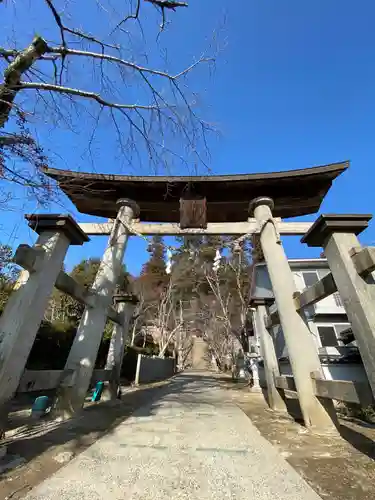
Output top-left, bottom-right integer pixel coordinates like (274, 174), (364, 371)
(55, 199), (139, 418)
(252, 300), (287, 411)
(102, 293), (138, 401)
(250, 198), (338, 431)
(0, 215), (88, 427)
(302, 214), (375, 397)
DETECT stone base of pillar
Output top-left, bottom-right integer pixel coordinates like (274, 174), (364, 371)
(53, 386), (85, 421)
(101, 380), (120, 402)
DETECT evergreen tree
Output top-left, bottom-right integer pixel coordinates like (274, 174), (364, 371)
(47, 258), (129, 326)
(0, 243), (20, 312)
(139, 235), (168, 302)
(141, 236), (166, 279)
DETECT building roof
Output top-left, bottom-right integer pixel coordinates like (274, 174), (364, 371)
(286, 259), (330, 269)
(44, 161), (348, 222)
(250, 258), (331, 303)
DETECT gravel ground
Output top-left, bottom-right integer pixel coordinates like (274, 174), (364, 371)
(221, 379), (375, 500)
(23, 373), (322, 500)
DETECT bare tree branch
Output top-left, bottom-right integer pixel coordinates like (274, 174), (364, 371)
(45, 46), (209, 80)
(0, 0), (217, 206)
(111, 0), (141, 34)
(18, 81), (160, 110)
(44, 0), (118, 50)
(146, 0), (188, 32)
(146, 0), (188, 9)
(0, 134), (33, 146)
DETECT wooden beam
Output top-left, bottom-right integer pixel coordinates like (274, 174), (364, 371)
(78, 220), (313, 236)
(14, 245), (123, 325)
(311, 372), (374, 407)
(55, 273), (122, 325)
(56, 271), (96, 308)
(350, 246), (375, 278)
(13, 244), (45, 273)
(79, 222), (113, 235)
(274, 375), (297, 392)
(293, 273), (337, 310)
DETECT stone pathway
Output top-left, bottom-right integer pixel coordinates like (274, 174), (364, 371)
(24, 373), (322, 500)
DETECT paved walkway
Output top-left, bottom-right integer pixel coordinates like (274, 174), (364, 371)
(24, 373), (322, 500)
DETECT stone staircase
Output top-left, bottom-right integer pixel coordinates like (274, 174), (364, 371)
(191, 337), (211, 371)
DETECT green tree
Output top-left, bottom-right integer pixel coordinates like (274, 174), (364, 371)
(139, 235), (168, 301)
(0, 243), (19, 312)
(47, 258), (129, 326)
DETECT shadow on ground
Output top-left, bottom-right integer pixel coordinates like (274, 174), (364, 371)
(0, 372), (228, 499)
(222, 378), (375, 500)
(1, 372), (374, 500)
(218, 377), (375, 463)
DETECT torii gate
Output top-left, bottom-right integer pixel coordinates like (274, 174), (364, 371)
(2, 160), (374, 435)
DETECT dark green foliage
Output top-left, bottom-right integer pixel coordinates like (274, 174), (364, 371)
(0, 243), (20, 313)
(66, 258), (101, 322)
(140, 235), (168, 296)
(25, 256), (132, 369)
(137, 235), (169, 323)
(46, 258), (130, 326)
(26, 321), (76, 370)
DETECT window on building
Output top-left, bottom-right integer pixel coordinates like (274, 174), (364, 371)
(334, 324), (351, 340)
(317, 326), (339, 347)
(317, 324), (350, 347)
(302, 271), (319, 288)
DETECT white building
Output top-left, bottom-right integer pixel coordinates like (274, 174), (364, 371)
(275, 259), (350, 356)
(250, 259), (367, 384)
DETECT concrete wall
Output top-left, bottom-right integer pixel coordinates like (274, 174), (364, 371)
(17, 370), (64, 393)
(279, 361), (368, 383)
(17, 369), (112, 393)
(135, 355), (176, 385)
(258, 362), (368, 389)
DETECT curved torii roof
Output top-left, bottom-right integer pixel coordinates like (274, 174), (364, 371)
(44, 161), (348, 222)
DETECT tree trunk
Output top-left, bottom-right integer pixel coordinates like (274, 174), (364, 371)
(0, 36), (48, 128)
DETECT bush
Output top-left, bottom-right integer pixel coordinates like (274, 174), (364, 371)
(26, 321), (77, 369)
(336, 401), (375, 424)
(27, 320), (118, 370)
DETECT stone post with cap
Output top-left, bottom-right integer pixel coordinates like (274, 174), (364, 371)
(302, 214), (375, 397)
(54, 199), (139, 418)
(249, 197), (338, 431)
(0, 214), (88, 433)
(102, 292), (139, 401)
(251, 299), (288, 412)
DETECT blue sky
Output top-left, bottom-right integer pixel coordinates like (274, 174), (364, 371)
(1, 0), (375, 275)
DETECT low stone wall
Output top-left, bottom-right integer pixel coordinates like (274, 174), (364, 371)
(279, 361), (368, 383)
(135, 355), (176, 385)
(17, 370), (64, 393)
(17, 369), (112, 393)
(258, 361), (368, 389)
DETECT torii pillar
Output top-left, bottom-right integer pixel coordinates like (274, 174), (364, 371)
(0, 215), (88, 432)
(54, 199), (139, 418)
(302, 214), (375, 398)
(250, 197), (339, 432)
(251, 299), (287, 412)
(102, 293), (139, 401)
